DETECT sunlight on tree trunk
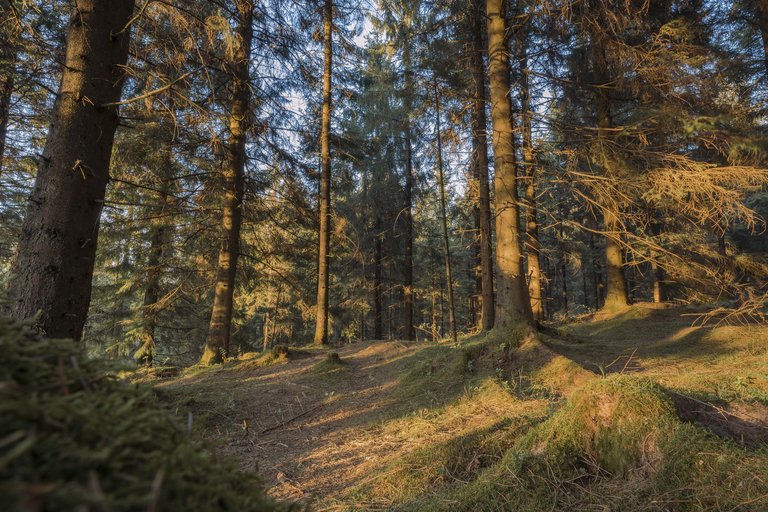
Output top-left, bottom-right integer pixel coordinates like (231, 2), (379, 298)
(200, 0), (253, 364)
(486, 0), (533, 328)
(314, 0), (333, 345)
(471, 0), (495, 331)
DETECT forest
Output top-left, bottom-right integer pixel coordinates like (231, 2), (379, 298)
(1, 0), (767, 510)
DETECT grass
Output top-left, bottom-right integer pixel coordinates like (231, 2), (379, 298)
(138, 305), (768, 510)
(338, 307), (768, 511)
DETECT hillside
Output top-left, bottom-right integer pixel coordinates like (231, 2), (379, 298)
(149, 305), (768, 511)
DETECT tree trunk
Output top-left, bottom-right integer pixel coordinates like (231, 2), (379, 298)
(485, 0), (533, 328)
(433, 77), (457, 344)
(5, 0), (135, 340)
(755, 0), (768, 76)
(314, 0), (333, 345)
(137, 149), (174, 366)
(561, 258), (568, 314)
(650, 222), (666, 302)
(591, 29), (629, 311)
(200, 0), (253, 364)
(0, 55), (13, 176)
(374, 220), (383, 339)
(402, 38), (416, 341)
(0, 1), (17, 177)
(471, 0), (495, 331)
(518, 29), (543, 322)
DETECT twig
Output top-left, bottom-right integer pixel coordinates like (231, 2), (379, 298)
(260, 403), (323, 434)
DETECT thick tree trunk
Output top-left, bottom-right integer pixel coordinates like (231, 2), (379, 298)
(433, 78), (457, 344)
(518, 33), (543, 321)
(200, 0), (253, 364)
(591, 29), (629, 311)
(6, 0), (135, 340)
(314, 0), (333, 345)
(471, 0), (495, 330)
(402, 39), (416, 341)
(485, 0), (533, 328)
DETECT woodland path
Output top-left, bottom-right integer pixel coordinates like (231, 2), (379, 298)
(160, 340), (427, 507)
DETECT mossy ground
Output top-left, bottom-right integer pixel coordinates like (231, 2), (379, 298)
(144, 305), (767, 510)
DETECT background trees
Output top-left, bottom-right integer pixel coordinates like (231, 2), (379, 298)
(0, 0), (765, 361)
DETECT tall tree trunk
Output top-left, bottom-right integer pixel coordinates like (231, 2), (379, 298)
(5, 0), (135, 340)
(755, 0), (768, 76)
(433, 78), (457, 344)
(518, 29), (543, 321)
(0, 56), (13, 176)
(374, 219), (383, 339)
(200, 0), (253, 364)
(471, 0), (495, 330)
(402, 38), (416, 341)
(137, 149), (174, 366)
(314, 0), (333, 345)
(485, 0), (533, 328)
(591, 29), (629, 311)
(0, 1), (18, 177)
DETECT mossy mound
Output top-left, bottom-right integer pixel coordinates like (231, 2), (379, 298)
(0, 317), (289, 511)
(420, 376), (768, 511)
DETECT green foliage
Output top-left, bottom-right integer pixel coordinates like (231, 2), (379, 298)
(0, 316), (287, 511)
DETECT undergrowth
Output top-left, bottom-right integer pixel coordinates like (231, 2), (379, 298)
(0, 316), (288, 511)
(343, 322), (768, 511)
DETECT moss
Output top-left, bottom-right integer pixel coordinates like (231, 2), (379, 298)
(390, 375), (768, 511)
(0, 316), (287, 511)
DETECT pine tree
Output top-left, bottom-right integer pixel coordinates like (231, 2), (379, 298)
(6, 0), (136, 339)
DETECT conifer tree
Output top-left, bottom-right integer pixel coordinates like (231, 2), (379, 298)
(6, 0), (136, 339)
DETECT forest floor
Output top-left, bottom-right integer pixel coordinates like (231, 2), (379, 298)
(147, 303), (768, 511)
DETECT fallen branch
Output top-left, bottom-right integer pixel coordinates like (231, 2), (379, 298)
(259, 403), (323, 434)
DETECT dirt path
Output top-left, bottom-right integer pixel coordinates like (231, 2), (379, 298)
(162, 340), (424, 506)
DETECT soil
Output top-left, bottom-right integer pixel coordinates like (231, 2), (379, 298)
(160, 340), (423, 507)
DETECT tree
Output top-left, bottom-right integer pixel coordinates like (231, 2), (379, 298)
(314, 0), (333, 345)
(485, 0), (533, 328)
(588, 13), (630, 311)
(469, 0), (495, 330)
(200, 0), (254, 364)
(432, 76), (457, 343)
(516, 14), (543, 321)
(5, 0), (136, 340)
(0, 0), (18, 177)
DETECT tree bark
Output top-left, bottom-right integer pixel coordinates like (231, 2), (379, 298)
(0, 55), (13, 176)
(200, 0), (253, 364)
(471, 0), (495, 330)
(755, 0), (768, 76)
(591, 28), (629, 311)
(6, 0), (135, 340)
(314, 0), (333, 345)
(137, 148), (174, 366)
(402, 36), (416, 341)
(518, 29), (543, 321)
(0, 1), (17, 177)
(374, 217), (383, 339)
(433, 77), (457, 344)
(485, 0), (533, 328)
